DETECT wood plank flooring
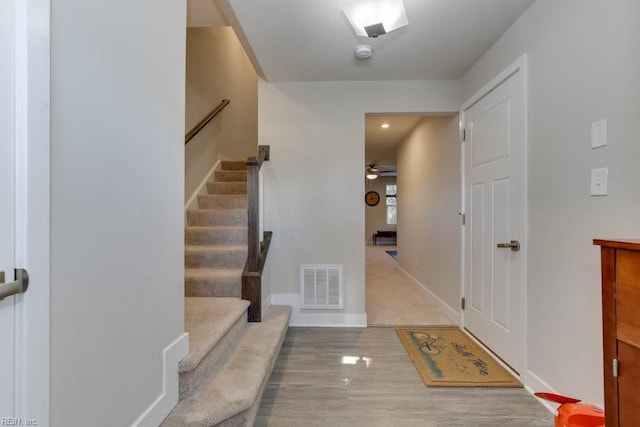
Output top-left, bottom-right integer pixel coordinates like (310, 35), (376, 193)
(256, 327), (553, 426)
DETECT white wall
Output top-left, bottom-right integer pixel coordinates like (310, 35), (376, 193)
(462, 0), (640, 404)
(365, 176), (396, 244)
(185, 27), (257, 202)
(396, 116), (461, 319)
(50, 0), (186, 425)
(259, 80), (459, 325)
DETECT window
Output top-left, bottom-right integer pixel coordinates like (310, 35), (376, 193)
(386, 184), (397, 225)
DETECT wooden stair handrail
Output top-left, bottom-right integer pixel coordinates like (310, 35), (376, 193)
(184, 99), (230, 145)
(243, 145), (271, 322)
(245, 145), (270, 168)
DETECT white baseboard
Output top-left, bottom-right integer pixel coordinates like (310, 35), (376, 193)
(271, 293), (367, 327)
(524, 370), (559, 415)
(394, 264), (461, 325)
(292, 313), (367, 327)
(184, 159), (221, 212)
(131, 333), (189, 427)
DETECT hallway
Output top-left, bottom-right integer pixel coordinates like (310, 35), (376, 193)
(366, 244), (453, 326)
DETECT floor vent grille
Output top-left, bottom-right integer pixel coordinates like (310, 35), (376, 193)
(300, 264), (343, 309)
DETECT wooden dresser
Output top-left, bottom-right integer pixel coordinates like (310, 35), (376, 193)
(594, 239), (640, 426)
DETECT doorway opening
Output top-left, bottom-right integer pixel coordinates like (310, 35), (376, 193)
(364, 113), (458, 327)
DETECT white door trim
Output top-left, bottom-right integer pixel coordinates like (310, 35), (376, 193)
(461, 56), (528, 111)
(459, 55), (528, 377)
(14, 0), (51, 423)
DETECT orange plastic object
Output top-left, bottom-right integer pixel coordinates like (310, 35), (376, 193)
(535, 392), (604, 427)
(534, 392), (581, 405)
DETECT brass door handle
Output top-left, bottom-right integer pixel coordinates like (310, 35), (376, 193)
(496, 240), (520, 252)
(0, 268), (29, 300)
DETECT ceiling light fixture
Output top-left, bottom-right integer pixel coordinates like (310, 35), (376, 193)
(341, 0), (409, 38)
(381, 123), (390, 129)
(366, 165), (379, 180)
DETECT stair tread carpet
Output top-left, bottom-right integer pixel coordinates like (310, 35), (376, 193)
(184, 246), (247, 270)
(197, 194), (247, 199)
(186, 209), (247, 227)
(162, 305), (292, 427)
(220, 161), (247, 170)
(184, 245), (248, 252)
(181, 297), (250, 373)
(215, 170), (248, 182)
(184, 268), (243, 279)
(197, 195), (247, 210)
(206, 182), (247, 195)
(188, 208), (247, 213)
(185, 269), (242, 297)
(185, 226), (247, 245)
(185, 225), (247, 230)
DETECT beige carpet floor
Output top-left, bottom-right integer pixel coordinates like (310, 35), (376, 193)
(366, 245), (453, 327)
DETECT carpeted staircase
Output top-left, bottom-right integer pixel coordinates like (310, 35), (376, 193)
(185, 161), (249, 297)
(162, 161), (290, 427)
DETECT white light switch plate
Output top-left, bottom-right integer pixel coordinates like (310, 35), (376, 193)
(591, 119), (607, 149)
(591, 167), (608, 196)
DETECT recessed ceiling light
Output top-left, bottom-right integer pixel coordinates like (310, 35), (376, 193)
(381, 123), (390, 129)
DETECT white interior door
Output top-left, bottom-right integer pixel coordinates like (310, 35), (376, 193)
(462, 58), (527, 375)
(1, 0), (17, 415)
(1, 0), (51, 423)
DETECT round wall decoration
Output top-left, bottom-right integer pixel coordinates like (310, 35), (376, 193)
(365, 191), (380, 206)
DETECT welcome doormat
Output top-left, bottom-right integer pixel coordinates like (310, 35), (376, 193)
(396, 328), (522, 387)
(385, 250), (398, 260)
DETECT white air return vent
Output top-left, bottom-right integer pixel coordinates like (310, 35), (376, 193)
(300, 264), (343, 309)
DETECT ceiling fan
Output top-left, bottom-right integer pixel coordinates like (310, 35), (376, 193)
(366, 163), (397, 179)
(366, 165), (378, 180)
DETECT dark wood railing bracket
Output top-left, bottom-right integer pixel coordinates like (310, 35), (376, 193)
(242, 145), (271, 322)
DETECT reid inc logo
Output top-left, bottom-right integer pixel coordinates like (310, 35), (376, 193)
(1, 418), (39, 426)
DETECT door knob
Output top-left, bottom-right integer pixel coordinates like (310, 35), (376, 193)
(0, 268), (29, 300)
(496, 240), (520, 252)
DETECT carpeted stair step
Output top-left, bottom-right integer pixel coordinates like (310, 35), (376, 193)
(185, 268), (242, 297)
(187, 209), (247, 227)
(185, 245), (247, 269)
(185, 226), (247, 246)
(214, 170), (247, 182)
(162, 305), (291, 427)
(179, 298), (250, 399)
(206, 181), (247, 195)
(220, 161), (247, 171)
(197, 194), (247, 210)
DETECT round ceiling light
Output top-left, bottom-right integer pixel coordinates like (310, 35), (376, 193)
(381, 123), (390, 129)
(355, 44), (372, 60)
